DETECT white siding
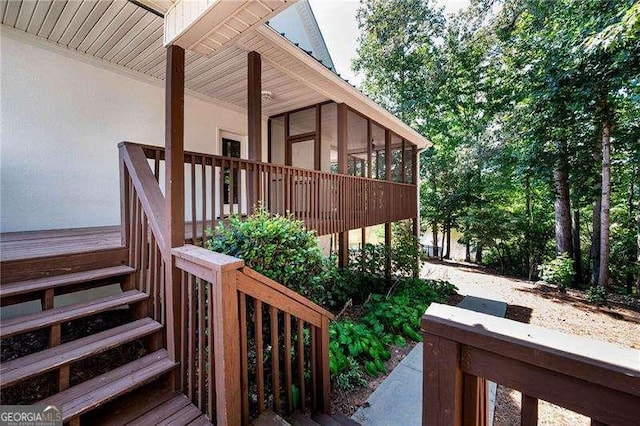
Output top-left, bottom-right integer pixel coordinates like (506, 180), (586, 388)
(0, 31), (267, 232)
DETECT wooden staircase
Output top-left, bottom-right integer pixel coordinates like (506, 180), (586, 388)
(0, 252), (211, 425)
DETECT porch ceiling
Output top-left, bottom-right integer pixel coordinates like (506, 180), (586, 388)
(1, 0), (430, 147)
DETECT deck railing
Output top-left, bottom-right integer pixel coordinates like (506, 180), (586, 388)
(119, 143), (167, 325)
(421, 304), (640, 426)
(124, 142), (417, 242)
(172, 244), (334, 424)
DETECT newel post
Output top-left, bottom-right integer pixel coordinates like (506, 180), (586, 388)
(421, 309), (463, 426)
(212, 263), (243, 425)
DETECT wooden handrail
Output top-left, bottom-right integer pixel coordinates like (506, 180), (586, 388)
(172, 244), (333, 424)
(421, 304), (640, 426)
(119, 142), (168, 256)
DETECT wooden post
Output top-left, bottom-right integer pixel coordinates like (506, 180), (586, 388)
(521, 394), (538, 426)
(165, 44), (185, 367)
(423, 333), (463, 426)
(337, 103), (349, 267)
(412, 144), (419, 277)
(212, 268), (242, 425)
(385, 129), (392, 279)
(463, 373), (488, 426)
(315, 104), (321, 171)
(317, 316), (331, 414)
(248, 51), (262, 211)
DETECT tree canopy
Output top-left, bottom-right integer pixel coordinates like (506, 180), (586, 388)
(354, 0), (640, 293)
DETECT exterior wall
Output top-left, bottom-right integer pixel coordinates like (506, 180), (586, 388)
(0, 29), (267, 232)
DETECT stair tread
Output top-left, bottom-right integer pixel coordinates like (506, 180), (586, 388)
(254, 410), (291, 426)
(38, 349), (176, 421)
(0, 265), (135, 298)
(0, 290), (148, 338)
(157, 401), (204, 425)
(312, 413), (342, 426)
(0, 318), (162, 388)
(330, 413), (360, 426)
(128, 393), (193, 424)
(288, 411), (319, 426)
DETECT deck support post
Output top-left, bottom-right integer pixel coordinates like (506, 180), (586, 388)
(337, 103), (349, 267)
(164, 44), (185, 372)
(412, 144), (419, 277)
(248, 51), (262, 212)
(385, 129), (392, 280)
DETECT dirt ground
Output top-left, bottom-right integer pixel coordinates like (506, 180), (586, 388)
(424, 259), (640, 426)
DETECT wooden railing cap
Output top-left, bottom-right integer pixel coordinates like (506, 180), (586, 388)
(172, 244), (244, 272)
(422, 304), (640, 384)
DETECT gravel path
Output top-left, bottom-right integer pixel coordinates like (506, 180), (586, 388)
(422, 260), (640, 426)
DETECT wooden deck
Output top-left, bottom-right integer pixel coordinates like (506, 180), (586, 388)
(0, 223), (208, 262)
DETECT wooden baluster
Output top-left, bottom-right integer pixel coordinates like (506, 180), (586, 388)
(521, 394), (538, 426)
(188, 273), (196, 401)
(198, 277), (206, 409)
(256, 300), (265, 412)
(284, 312), (293, 411)
(201, 156), (207, 241)
(191, 155), (197, 244)
(219, 161), (225, 221)
(310, 325), (317, 411)
(229, 160), (235, 216)
(318, 316), (330, 413)
(463, 373), (487, 426)
(297, 319), (306, 412)
(207, 282), (216, 419)
(140, 213), (148, 294)
(271, 306), (281, 413)
(181, 271), (188, 390)
(239, 293), (250, 424)
(149, 232), (157, 319)
(154, 149), (160, 182)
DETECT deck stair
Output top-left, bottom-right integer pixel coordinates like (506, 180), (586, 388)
(0, 249), (211, 425)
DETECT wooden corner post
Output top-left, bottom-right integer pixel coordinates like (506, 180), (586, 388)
(385, 129), (392, 280)
(212, 266), (242, 425)
(337, 103), (349, 267)
(248, 51), (262, 212)
(165, 44), (185, 368)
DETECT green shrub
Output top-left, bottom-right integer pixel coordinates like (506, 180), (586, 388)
(391, 221), (427, 277)
(205, 207), (336, 305)
(332, 358), (367, 392)
(539, 253), (574, 289)
(586, 285), (608, 306)
(329, 321), (395, 378)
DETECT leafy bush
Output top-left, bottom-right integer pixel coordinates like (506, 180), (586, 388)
(361, 294), (423, 342)
(329, 321), (395, 379)
(539, 253), (575, 289)
(205, 207), (336, 305)
(586, 285), (608, 306)
(391, 221), (427, 277)
(332, 358), (367, 392)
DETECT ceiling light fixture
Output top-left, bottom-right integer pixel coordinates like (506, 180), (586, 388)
(261, 90), (274, 101)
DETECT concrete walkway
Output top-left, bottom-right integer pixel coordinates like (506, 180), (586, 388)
(352, 295), (507, 425)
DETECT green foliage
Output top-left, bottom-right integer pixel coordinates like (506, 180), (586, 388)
(586, 285), (608, 306)
(329, 321), (393, 379)
(332, 358), (367, 392)
(539, 253), (575, 289)
(205, 207), (336, 305)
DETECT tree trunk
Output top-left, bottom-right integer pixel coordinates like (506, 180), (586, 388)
(598, 120), (611, 288)
(445, 220), (451, 259)
(475, 244), (483, 263)
(553, 142), (573, 257)
(572, 208), (582, 285)
(465, 241), (471, 262)
(432, 225), (439, 258)
(591, 168), (602, 286)
(440, 229), (446, 260)
(525, 174), (533, 280)
(627, 175), (636, 294)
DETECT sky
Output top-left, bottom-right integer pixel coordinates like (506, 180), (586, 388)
(308, 0), (471, 86)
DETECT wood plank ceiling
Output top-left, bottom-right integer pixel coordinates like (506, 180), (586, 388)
(0, 0), (327, 116)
